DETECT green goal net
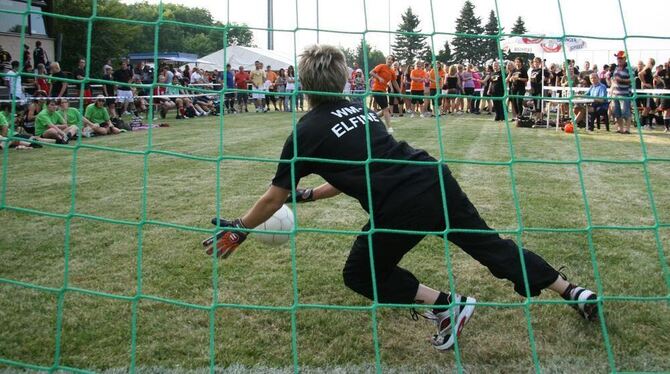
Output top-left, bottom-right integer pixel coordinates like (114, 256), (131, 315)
(0, 0), (668, 373)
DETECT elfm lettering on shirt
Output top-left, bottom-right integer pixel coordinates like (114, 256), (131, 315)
(329, 105), (381, 138)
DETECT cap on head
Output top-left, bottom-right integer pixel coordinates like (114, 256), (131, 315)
(614, 51), (626, 59)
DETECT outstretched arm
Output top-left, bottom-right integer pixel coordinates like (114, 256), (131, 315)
(286, 182), (342, 203)
(312, 183), (341, 200)
(240, 185), (291, 229)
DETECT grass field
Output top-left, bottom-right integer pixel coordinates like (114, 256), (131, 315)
(1, 110), (669, 373)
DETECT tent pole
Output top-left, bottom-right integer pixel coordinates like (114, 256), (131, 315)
(268, 0), (274, 50)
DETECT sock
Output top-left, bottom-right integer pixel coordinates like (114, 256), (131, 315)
(433, 292), (452, 314)
(561, 283), (577, 300)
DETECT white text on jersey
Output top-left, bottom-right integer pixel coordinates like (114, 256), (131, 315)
(331, 113), (380, 138)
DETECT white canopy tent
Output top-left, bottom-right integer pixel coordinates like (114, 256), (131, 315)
(193, 46), (295, 72)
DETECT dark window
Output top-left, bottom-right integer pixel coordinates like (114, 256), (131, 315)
(0, 0), (48, 35)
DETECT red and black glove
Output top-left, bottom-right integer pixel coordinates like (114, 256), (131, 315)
(202, 218), (247, 259)
(285, 188), (314, 203)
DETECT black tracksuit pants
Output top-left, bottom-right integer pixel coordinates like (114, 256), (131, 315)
(342, 167), (559, 304)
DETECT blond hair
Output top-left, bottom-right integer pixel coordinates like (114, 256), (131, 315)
(448, 64), (458, 76)
(298, 44), (348, 107)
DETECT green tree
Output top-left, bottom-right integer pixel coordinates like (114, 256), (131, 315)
(420, 45), (434, 65)
(340, 46), (356, 67)
(53, 0), (136, 74)
(52, 0), (254, 76)
(391, 7), (428, 66)
(511, 16), (527, 35)
(436, 40), (454, 65)
(483, 10), (502, 62)
(506, 16), (533, 62)
(225, 23), (255, 47)
(183, 33), (214, 57)
(355, 39), (386, 71)
(451, 0), (485, 65)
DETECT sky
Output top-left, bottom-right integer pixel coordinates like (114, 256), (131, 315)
(122, 0), (670, 67)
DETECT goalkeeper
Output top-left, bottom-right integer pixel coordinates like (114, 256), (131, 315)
(203, 44), (598, 351)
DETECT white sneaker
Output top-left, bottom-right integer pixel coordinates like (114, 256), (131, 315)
(562, 283), (598, 321)
(387, 127), (394, 134)
(410, 113), (415, 118)
(420, 294), (476, 351)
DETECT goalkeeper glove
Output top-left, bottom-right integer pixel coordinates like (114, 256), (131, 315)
(285, 188), (314, 203)
(202, 218), (247, 259)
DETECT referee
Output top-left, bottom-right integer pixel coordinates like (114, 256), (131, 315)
(204, 45), (599, 351)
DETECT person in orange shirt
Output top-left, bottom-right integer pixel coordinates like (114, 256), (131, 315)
(409, 61), (428, 117)
(265, 65), (279, 111)
(370, 55), (401, 133)
(428, 62), (445, 117)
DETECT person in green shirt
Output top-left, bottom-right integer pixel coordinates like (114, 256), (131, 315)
(35, 99), (78, 144)
(59, 99), (98, 137)
(84, 95), (120, 135)
(0, 103), (43, 150)
(0, 105), (8, 138)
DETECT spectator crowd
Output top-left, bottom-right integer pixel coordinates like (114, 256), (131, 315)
(1, 41), (669, 151)
(360, 53), (670, 134)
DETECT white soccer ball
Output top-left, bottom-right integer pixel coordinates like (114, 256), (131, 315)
(253, 204), (295, 246)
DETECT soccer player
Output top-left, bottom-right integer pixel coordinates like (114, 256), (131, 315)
(369, 55), (401, 133)
(35, 99), (78, 144)
(203, 45), (599, 351)
(409, 61), (427, 118)
(58, 99), (97, 136)
(84, 95), (121, 136)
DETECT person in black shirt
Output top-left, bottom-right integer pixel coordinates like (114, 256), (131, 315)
(529, 57), (546, 122)
(113, 61), (134, 115)
(102, 65), (118, 118)
(33, 41), (48, 71)
(638, 58), (656, 129)
(73, 58), (92, 102)
(22, 44), (31, 72)
(202, 45), (599, 351)
(49, 62), (68, 98)
(508, 58), (528, 120)
(488, 61), (505, 121)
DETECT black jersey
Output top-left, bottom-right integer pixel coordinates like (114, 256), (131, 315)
(530, 68), (544, 93)
(511, 68), (528, 91)
(102, 73), (115, 95)
(73, 67), (90, 89)
(113, 68), (133, 89)
(272, 100), (440, 215)
(641, 68), (653, 87)
(446, 76), (459, 90)
(50, 71), (67, 97)
(489, 71), (504, 96)
(634, 68), (641, 89)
